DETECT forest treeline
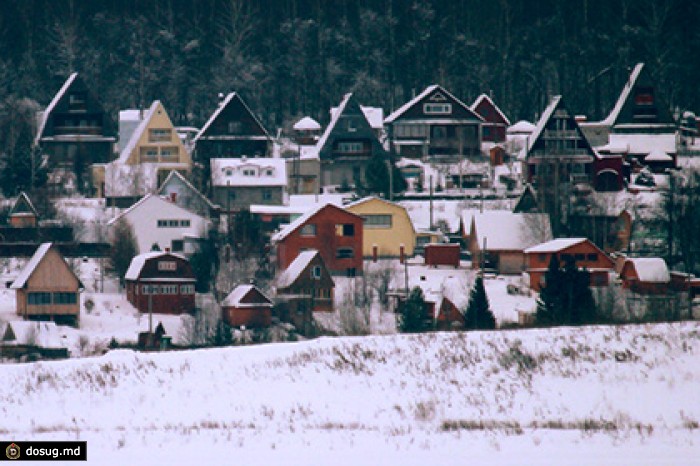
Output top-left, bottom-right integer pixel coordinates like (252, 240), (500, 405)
(0, 0), (698, 131)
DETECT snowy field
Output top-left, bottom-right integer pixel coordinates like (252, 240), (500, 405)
(1, 322), (699, 465)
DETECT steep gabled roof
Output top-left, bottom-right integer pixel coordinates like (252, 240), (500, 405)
(107, 193), (205, 227)
(222, 284), (273, 308)
(34, 73), (78, 145)
(11, 243), (83, 289)
(271, 203), (361, 243)
(276, 250), (322, 289)
(471, 93), (511, 126)
(118, 101), (165, 163)
(194, 92), (271, 143)
(10, 192), (38, 217)
(156, 170), (220, 211)
(385, 84), (484, 124)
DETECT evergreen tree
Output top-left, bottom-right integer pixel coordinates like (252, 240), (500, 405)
(363, 154), (407, 199)
(464, 275), (496, 330)
(400, 286), (431, 333)
(110, 219), (138, 287)
(535, 256), (564, 326)
(536, 256), (598, 326)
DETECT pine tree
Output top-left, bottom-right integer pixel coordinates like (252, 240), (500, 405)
(400, 286), (431, 333)
(110, 219), (138, 287)
(464, 275), (496, 330)
(535, 256), (564, 326)
(536, 256), (598, 326)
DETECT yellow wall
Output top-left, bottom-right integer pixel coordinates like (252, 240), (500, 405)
(123, 101), (191, 167)
(346, 198), (416, 258)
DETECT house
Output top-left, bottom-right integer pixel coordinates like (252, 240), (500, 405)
(221, 284), (273, 328)
(292, 116), (322, 145)
(524, 238), (615, 292)
(125, 251), (196, 315)
(275, 249), (334, 333)
(10, 243), (83, 326)
(432, 295), (465, 330)
(156, 170), (220, 220)
(210, 157), (287, 212)
(107, 193), (211, 255)
(424, 243), (460, 268)
(619, 257), (671, 295)
(272, 203), (363, 277)
(286, 151), (321, 195)
(9, 192), (39, 228)
(385, 84), (484, 162)
(344, 196), (416, 258)
(101, 100), (191, 205)
(330, 104), (385, 140)
(469, 211), (552, 274)
(316, 93), (387, 189)
(471, 93), (510, 144)
(34, 73), (116, 196)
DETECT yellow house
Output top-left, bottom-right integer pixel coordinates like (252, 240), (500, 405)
(99, 101), (191, 201)
(345, 197), (416, 258)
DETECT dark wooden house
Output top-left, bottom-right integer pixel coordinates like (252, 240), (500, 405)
(316, 93), (386, 189)
(471, 94), (510, 143)
(221, 284), (273, 328)
(34, 73), (116, 195)
(10, 243), (83, 326)
(125, 251), (196, 315)
(385, 85), (484, 162)
(272, 203), (364, 277)
(193, 92), (272, 161)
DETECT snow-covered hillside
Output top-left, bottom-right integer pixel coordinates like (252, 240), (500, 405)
(2, 323), (699, 465)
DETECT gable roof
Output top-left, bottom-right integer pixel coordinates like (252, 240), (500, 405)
(210, 157), (287, 187)
(624, 257), (670, 283)
(194, 92), (271, 143)
(10, 192), (38, 217)
(471, 94), (511, 126)
(331, 105), (384, 130)
(107, 193), (205, 226)
(276, 250), (324, 288)
(472, 211), (552, 251)
(271, 203), (361, 243)
(125, 251), (189, 281)
(222, 284), (273, 307)
(293, 116), (321, 131)
(526, 95), (596, 159)
(524, 238), (588, 253)
(508, 120), (536, 134)
(156, 170), (220, 211)
(34, 73), (78, 145)
(513, 184), (540, 213)
(117, 100), (187, 164)
(11, 243), (83, 289)
(385, 84), (484, 124)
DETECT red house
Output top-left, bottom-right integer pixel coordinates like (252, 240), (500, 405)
(221, 285), (273, 328)
(424, 243), (460, 268)
(619, 258), (670, 295)
(471, 94), (510, 143)
(524, 238), (615, 292)
(272, 203), (363, 277)
(125, 252), (196, 314)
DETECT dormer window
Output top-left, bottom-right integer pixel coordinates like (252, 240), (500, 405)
(424, 103), (451, 115)
(264, 168), (274, 176)
(157, 261), (177, 271)
(242, 169), (256, 176)
(224, 169), (233, 177)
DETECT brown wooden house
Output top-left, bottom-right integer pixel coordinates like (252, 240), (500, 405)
(471, 93), (510, 144)
(272, 203), (364, 277)
(524, 238), (615, 292)
(9, 192), (39, 228)
(125, 251), (196, 315)
(10, 243), (83, 326)
(221, 284), (273, 328)
(619, 257), (671, 295)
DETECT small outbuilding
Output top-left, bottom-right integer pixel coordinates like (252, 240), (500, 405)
(221, 285), (274, 328)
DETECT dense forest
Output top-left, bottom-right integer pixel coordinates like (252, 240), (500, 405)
(0, 0), (698, 131)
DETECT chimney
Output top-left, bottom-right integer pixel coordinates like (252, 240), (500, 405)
(165, 247), (170, 253)
(372, 244), (378, 263)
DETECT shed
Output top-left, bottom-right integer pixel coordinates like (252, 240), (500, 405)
(221, 284), (273, 328)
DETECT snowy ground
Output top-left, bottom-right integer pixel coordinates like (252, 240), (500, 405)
(1, 323), (699, 465)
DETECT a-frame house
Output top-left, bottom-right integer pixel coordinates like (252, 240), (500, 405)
(9, 192), (39, 228)
(385, 85), (484, 161)
(316, 93), (386, 189)
(471, 93), (510, 143)
(34, 73), (116, 196)
(193, 92), (272, 161)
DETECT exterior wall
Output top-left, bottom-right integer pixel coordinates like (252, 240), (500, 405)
(435, 299), (465, 330)
(158, 176), (218, 219)
(15, 249), (80, 318)
(222, 306), (272, 328)
(118, 196), (209, 254)
(212, 185), (284, 212)
(321, 159), (370, 189)
(619, 263), (669, 295)
(525, 241), (615, 291)
(126, 281), (196, 314)
(424, 244), (460, 267)
(345, 198), (416, 258)
(277, 253), (335, 313)
(9, 215), (37, 228)
(276, 206), (363, 276)
(122, 102), (191, 167)
(498, 252), (526, 275)
(286, 158), (321, 195)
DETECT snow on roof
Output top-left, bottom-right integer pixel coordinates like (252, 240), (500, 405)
(528, 96), (562, 152)
(470, 94), (511, 126)
(119, 109), (143, 121)
(222, 284), (272, 307)
(11, 243), (53, 289)
(210, 158), (287, 187)
(330, 105), (383, 130)
(107, 192), (204, 227)
(125, 251), (187, 281)
(2, 321), (66, 348)
(117, 100), (160, 164)
(194, 92), (271, 144)
(10, 192), (38, 216)
(608, 133), (676, 157)
(385, 84), (484, 124)
(524, 238), (587, 254)
(507, 120), (536, 134)
(626, 257), (670, 283)
(276, 250), (320, 288)
(473, 211), (552, 251)
(34, 72), (78, 144)
(293, 116), (321, 131)
(645, 150), (674, 162)
(316, 93), (352, 153)
(602, 63), (644, 127)
(157, 170), (220, 211)
(271, 203), (329, 243)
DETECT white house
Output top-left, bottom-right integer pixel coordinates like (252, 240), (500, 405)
(108, 194), (211, 255)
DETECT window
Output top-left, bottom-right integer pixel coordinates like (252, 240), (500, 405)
(160, 285), (178, 294)
(336, 247), (354, 259)
(141, 149), (158, 161)
(158, 261), (177, 271)
(431, 126), (448, 139)
(161, 147), (178, 158)
(335, 224), (355, 237)
(262, 189), (272, 201)
(337, 142), (364, 153)
(363, 214), (392, 229)
(225, 169), (233, 177)
(142, 285), (160, 295)
(424, 103), (452, 115)
(149, 128), (171, 142)
(575, 253), (585, 261)
(300, 224), (316, 236)
(264, 169), (274, 176)
(228, 121), (242, 133)
(538, 253), (547, 263)
(180, 284), (195, 294)
(171, 240), (184, 252)
(157, 219), (190, 228)
(180, 220), (191, 227)
(561, 253), (573, 263)
(242, 169), (256, 176)
(311, 265), (322, 279)
(28, 292), (52, 305)
(587, 253), (598, 262)
(53, 292), (77, 305)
